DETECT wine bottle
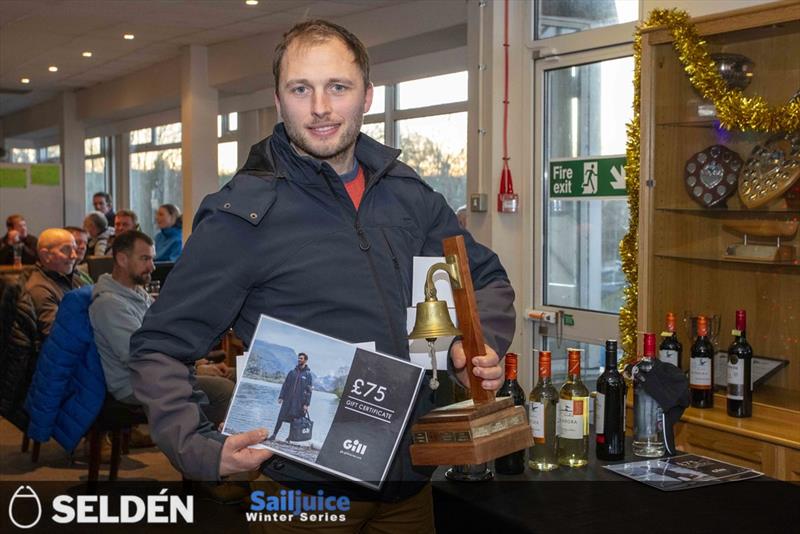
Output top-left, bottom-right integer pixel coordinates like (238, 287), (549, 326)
(557, 348), (589, 468)
(727, 309), (753, 418)
(528, 350), (559, 471)
(494, 353), (526, 474)
(659, 312), (682, 369)
(690, 315), (715, 408)
(596, 340), (626, 461)
(633, 333), (666, 457)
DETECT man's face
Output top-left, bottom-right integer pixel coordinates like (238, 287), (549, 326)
(298, 354), (307, 367)
(123, 239), (156, 286)
(11, 218), (28, 239)
(115, 214), (135, 234)
(275, 37), (372, 170)
(93, 195), (110, 214)
(70, 231), (88, 263)
(41, 236), (77, 275)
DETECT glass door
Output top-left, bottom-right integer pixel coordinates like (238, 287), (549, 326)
(531, 46), (634, 384)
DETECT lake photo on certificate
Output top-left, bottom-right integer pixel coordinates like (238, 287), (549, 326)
(222, 315), (356, 464)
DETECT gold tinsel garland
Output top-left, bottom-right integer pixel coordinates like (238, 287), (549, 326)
(619, 8), (800, 364)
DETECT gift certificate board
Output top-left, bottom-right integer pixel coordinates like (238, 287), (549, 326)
(222, 315), (425, 489)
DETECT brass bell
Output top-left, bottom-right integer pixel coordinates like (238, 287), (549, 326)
(409, 298), (461, 341)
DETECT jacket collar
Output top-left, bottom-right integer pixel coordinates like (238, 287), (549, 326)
(241, 123), (418, 186)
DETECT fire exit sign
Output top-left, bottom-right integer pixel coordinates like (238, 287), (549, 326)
(549, 156), (627, 198)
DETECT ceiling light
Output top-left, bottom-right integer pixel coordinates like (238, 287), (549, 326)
(123, 33), (135, 40)
(48, 65), (58, 72)
(82, 51), (93, 58)
(246, 0), (259, 5)
(21, 78), (30, 84)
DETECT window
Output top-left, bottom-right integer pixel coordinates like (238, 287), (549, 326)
(129, 123), (182, 237)
(361, 71), (469, 211)
(218, 141), (238, 187)
(85, 137), (111, 213)
(535, 0), (638, 40)
(9, 148), (36, 163)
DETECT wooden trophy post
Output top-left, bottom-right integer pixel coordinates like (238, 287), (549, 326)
(409, 235), (534, 466)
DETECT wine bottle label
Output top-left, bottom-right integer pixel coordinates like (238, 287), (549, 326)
(529, 401), (545, 443)
(595, 393), (605, 434)
(727, 358), (745, 400)
(690, 357), (712, 389)
(659, 349), (679, 367)
(558, 397), (588, 439)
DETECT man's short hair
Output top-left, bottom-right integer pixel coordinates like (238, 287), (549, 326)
(85, 211), (108, 232)
(64, 225), (88, 236)
(115, 209), (139, 226)
(272, 19), (370, 92)
(298, 352), (308, 361)
(93, 191), (112, 203)
(112, 230), (154, 260)
(6, 214), (23, 229)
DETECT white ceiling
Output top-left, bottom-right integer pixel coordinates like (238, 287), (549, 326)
(0, 0), (405, 117)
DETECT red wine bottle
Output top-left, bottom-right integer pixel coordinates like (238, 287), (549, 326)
(727, 310), (753, 418)
(690, 315), (714, 408)
(494, 353), (526, 474)
(659, 312), (682, 369)
(595, 339), (626, 461)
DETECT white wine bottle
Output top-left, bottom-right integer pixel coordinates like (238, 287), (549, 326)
(557, 348), (589, 468)
(528, 350), (558, 471)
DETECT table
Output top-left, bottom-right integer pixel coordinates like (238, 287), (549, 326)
(431, 439), (799, 533)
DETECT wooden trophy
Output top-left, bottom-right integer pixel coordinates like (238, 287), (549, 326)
(723, 220), (798, 263)
(408, 235), (534, 466)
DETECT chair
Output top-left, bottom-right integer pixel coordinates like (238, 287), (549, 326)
(85, 395), (148, 489)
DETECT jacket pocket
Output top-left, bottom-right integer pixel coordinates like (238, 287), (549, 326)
(380, 228), (411, 308)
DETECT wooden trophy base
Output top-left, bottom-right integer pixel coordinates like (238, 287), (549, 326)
(724, 243), (796, 263)
(410, 397), (535, 466)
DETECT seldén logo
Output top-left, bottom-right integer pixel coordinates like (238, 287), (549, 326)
(8, 485), (193, 528)
(8, 486), (42, 529)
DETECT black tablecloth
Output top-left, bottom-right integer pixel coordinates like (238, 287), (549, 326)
(431, 439), (799, 534)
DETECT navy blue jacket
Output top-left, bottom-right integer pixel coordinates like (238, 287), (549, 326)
(129, 124), (515, 498)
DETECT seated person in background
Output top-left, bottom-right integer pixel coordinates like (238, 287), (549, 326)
(23, 228), (88, 340)
(83, 211), (114, 256)
(93, 191), (116, 229)
(64, 226), (94, 286)
(0, 214), (38, 265)
(108, 209), (140, 249)
(90, 230), (231, 424)
(154, 204), (182, 262)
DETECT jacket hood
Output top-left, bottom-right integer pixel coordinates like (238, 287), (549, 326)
(159, 225), (182, 237)
(92, 273), (150, 307)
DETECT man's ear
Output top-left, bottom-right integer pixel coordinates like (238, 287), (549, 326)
(363, 82), (374, 114)
(274, 91), (282, 117)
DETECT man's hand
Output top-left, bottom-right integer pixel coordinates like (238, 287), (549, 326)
(450, 341), (504, 391)
(6, 229), (20, 244)
(303, 405), (308, 412)
(196, 363), (223, 376)
(219, 428), (273, 477)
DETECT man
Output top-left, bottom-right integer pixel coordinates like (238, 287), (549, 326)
(0, 214), (38, 265)
(93, 191), (115, 228)
(108, 209), (140, 249)
(23, 228), (88, 340)
(64, 226), (94, 286)
(130, 20), (514, 527)
(83, 211), (114, 256)
(269, 353), (312, 441)
(90, 230), (232, 425)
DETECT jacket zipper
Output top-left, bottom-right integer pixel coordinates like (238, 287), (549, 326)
(380, 228), (410, 308)
(320, 166), (406, 358)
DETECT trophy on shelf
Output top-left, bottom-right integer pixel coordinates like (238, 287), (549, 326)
(724, 220), (798, 263)
(408, 235), (534, 470)
(684, 145), (743, 208)
(696, 53), (754, 117)
(739, 131), (800, 209)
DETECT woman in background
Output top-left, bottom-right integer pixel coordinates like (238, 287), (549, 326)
(154, 204), (182, 262)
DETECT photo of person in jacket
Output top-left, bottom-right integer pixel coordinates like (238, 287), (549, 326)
(269, 353), (312, 441)
(129, 18), (515, 531)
